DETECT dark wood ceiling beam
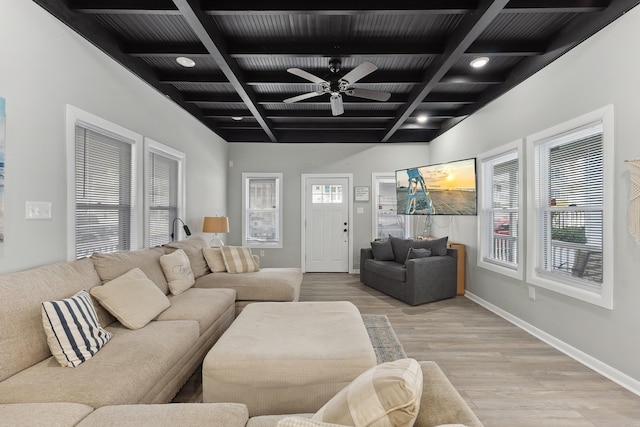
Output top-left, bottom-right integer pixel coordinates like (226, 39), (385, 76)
(172, 0), (277, 142)
(503, 0), (609, 13)
(72, 0), (607, 15)
(125, 43), (209, 57)
(440, 73), (505, 84)
(466, 42), (544, 56)
(382, 0), (510, 142)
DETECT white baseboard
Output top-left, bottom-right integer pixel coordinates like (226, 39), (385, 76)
(465, 291), (640, 397)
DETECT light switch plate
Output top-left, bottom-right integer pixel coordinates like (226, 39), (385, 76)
(26, 201), (52, 219)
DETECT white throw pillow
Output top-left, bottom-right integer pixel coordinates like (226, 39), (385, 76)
(220, 246), (259, 273)
(202, 247), (227, 272)
(160, 248), (196, 295)
(312, 358), (423, 427)
(41, 290), (112, 367)
(90, 267), (170, 329)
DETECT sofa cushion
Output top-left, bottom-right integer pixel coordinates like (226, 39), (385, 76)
(41, 290), (112, 368)
(277, 417), (344, 427)
(157, 288), (236, 335)
(221, 246), (259, 273)
(164, 236), (210, 279)
(160, 249), (196, 295)
(370, 239), (394, 261)
(405, 247), (432, 265)
(312, 358), (423, 427)
(389, 236), (448, 263)
(78, 403), (249, 427)
(0, 403), (94, 427)
(363, 259), (406, 282)
(0, 320), (199, 407)
(91, 247), (170, 294)
(195, 268), (302, 302)
(90, 268), (170, 330)
(203, 247), (227, 272)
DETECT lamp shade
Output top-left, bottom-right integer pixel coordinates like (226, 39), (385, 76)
(202, 216), (229, 233)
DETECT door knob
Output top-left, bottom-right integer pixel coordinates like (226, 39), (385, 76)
(344, 228), (348, 232)
(344, 222), (347, 225)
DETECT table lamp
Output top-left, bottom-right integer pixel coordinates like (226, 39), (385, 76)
(202, 216), (229, 247)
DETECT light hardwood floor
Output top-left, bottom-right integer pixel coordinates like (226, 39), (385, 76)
(176, 273), (640, 426)
(300, 273), (640, 427)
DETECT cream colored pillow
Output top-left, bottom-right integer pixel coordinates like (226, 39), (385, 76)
(202, 247), (227, 272)
(160, 249), (196, 295)
(312, 358), (423, 427)
(220, 246), (259, 273)
(276, 417), (344, 427)
(90, 268), (170, 330)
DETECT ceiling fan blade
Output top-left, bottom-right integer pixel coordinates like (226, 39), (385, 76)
(287, 68), (327, 85)
(283, 91), (324, 103)
(330, 94), (344, 116)
(341, 62), (378, 84)
(345, 88), (391, 102)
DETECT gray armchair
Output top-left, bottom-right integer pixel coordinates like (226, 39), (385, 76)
(360, 236), (457, 305)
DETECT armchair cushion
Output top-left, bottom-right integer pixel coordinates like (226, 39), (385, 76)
(405, 247), (431, 265)
(370, 239), (394, 261)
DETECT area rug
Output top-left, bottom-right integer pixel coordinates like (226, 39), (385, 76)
(362, 314), (407, 364)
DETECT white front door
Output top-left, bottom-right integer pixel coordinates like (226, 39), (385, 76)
(304, 177), (350, 272)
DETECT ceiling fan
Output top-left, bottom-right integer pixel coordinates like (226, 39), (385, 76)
(283, 58), (391, 116)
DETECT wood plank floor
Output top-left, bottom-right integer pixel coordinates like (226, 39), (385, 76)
(300, 273), (640, 427)
(175, 273), (640, 426)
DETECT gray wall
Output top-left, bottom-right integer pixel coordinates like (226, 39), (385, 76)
(227, 143), (429, 269)
(0, 1), (228, 273)
(426, 6), (640, 388)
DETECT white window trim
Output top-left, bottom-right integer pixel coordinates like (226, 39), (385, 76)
(371, 172), (410, 240)
(143, 137), (186, 247)
(242, 172), (283, 248)
(476, 140), (524, 280)
(65, 105), (143, 260)
(526, 105), (614, 309)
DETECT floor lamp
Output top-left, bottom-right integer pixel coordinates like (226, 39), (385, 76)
(203, 216), (229, 247)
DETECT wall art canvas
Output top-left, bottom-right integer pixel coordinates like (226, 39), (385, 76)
(0, 97), (5, 245)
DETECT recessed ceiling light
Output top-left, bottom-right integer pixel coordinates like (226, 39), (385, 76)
(231, 116), (243, 121)
(176, 56), (196, 68)
(470, 57), (489, 68)
(416, 114), (428, 124)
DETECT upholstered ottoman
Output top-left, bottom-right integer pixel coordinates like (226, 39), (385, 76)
(202, 301), (377, 416)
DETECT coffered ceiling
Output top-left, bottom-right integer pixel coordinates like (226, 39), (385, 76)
(34, 0), (639, 143)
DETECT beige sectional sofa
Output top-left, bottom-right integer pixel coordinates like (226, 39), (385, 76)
(0, 237), (301, 408)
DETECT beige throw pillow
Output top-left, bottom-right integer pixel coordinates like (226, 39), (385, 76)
(90, 268), (170, 330)
(312, 358), (423, 427)
(160, 249), (196, 295)
(220, 246), (259, 273)
(277, 417), (344, 427)
(202, 247), (227, 272)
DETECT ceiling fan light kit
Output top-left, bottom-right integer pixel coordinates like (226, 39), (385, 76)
(284, 58), (391, 116)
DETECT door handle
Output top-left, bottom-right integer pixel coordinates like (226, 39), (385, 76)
(344, 228), (348, 232)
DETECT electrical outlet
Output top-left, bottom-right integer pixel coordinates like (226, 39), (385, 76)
(26, 201), (52, 219)
(528, 286), (536, 300)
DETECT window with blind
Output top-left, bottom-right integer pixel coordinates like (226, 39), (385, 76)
(145, 139), (184, 247)
(242, 173), (283, 248)
(478, 143), (522, 278)
(74, 124), (133, 258)
(527, 106), (614, 309)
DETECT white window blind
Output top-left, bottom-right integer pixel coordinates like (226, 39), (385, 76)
(75, 124), (133, 258)
(534, 121), (604, 291)
(147, 150), (178, 247)
(481, 149), (519, 269)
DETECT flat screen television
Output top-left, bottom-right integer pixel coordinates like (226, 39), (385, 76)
(395, 157), (477, 215)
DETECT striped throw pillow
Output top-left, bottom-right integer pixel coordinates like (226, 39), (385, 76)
(41, 290), (112, 368)
(312, 358), (423, 427)
(220, 246), (259, 273)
